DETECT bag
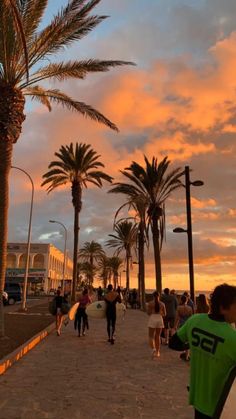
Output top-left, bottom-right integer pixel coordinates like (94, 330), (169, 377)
(61, 302), (71, 315)
(49, 299), (57, 315)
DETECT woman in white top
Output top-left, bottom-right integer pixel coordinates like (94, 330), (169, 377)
(147, 291), (166, 358)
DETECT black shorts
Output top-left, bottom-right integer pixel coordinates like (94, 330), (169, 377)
(164, 316), (175, 329)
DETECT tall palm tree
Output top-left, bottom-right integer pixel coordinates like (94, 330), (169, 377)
(79, 261), (97, 287)
(41, 142), (112, 301)
(79, 240), (105, 284)
(110, 156), (183, 293)
(0, 0), (134, 336)
(106, 220), (138, 291)
(109, 187), (148, 309)
(98, 255), (111, 289)
(107, 256), (123, 289)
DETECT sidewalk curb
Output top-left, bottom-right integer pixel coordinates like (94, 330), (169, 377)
(0, 321), (55, 376)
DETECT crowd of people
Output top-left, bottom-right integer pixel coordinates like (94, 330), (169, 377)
(51, 283), (236, 419)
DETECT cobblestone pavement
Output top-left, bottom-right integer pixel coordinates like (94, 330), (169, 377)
(0, 309), (193, 419)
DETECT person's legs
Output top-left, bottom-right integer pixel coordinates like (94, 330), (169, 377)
(57, 313), (63, 335)
(148, 327), (156, 357)
(154, 328), (162, 356)
(169, 317), (175, 337)
(56, 308), (62, 335)
(110, 313), (116, 344)
(163, 317), (169, 344)
(56, 314), (59, 333)
(82, 310), (88, 335)
(77, 312), (82, 336)
(106, 315), (111, 341)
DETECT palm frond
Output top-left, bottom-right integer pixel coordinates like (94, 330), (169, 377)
(24, 85), (52, 110)
(21, 0), (48, 39)
(27, 1), (107, 69)
(20, 59), (135, 88)
(7, 0), (29, 81)
(24, 88), (119, 131)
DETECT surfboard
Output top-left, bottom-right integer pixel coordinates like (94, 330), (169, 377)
(68, 302), (80, 321)
(86, 301), (126, 320)
(86, 301), (106, 319)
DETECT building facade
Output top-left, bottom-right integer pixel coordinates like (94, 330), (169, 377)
(6, 243), (73, 293)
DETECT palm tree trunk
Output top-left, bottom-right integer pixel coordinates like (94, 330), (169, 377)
(71, 181), (82, 302)
(0, 141), (13, 337)
(72, 207), (79, 302)
(126, 248), (130, 290)
(138, 224), (146, 310)
(0, 84), (25, 337)
(90, 255), (94, 285)
(152, 216), (162, 293)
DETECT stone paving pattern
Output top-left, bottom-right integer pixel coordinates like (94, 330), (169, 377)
(0, 309), (193, 419)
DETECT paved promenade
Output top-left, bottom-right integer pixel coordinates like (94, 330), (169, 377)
(0, 310), (192, 419)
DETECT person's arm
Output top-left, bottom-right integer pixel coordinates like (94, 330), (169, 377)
(174, 309), (180, 329)
(162, 302), (166, 317)
(169, 333), (190, 351)
(169, 318), (190, 351)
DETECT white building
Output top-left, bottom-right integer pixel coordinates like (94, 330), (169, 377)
(6, 243), (73, 293)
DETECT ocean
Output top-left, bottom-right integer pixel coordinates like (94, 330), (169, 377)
(146, 289), (212, 298)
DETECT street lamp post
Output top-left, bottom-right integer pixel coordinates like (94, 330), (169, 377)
(173, 166), (203, 302)
(49, 220), (67, 293)
(11, 166), (34, 311)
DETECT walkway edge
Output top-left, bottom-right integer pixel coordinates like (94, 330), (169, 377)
(0, 322), (55, 376)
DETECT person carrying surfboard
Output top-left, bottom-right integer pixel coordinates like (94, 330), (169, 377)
(104, 284), (122, 345)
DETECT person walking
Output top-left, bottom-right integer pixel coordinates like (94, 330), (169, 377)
(183, 291), (195, 313)
(54, 289), (65, 336)
(174, 294), (192, 361)
(169, 283), (236, 419)
(75, 288), (91, 337)
(104, 284), (121, 344)
(161, 287), (178, 344)
(97, 286), (103, 301)
(196, 293), (209, 314)
(147, 291), (166, 359)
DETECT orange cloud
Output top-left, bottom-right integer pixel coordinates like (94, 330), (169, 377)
(191, 198), (217, 209)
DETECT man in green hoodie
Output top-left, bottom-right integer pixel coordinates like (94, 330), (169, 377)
(169, 283), (236, 418)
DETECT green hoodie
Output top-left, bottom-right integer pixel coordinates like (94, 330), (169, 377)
(177, 314), (236, 416)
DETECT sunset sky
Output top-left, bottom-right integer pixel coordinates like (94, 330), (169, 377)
(8, 0), (236, 292)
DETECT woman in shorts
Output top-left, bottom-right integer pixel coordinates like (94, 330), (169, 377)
(147, 291), (166, 358)
(54, 289), (64, 336)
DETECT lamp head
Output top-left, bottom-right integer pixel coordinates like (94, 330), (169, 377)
(191, 180), (204, 187)
(173, 227), (187, 233)
(49, 220), (55, 223)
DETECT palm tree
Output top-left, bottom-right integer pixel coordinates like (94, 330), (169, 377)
(98, 255), (111, 289)
(106, 220), (138, 291)
(79, 240), (105, 284)
(109, 187), (148, 309)
(0, 0), (134, 336)
(79, 261), (97, 287)
(41, 142), (112, 302)
(107, 256), (123, 289)
(110, 156), (183, 293)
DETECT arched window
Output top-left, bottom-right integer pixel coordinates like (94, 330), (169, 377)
(33, 254), (44, 269)
(7, 254), (17, 268)
(19, 254), (27, 268)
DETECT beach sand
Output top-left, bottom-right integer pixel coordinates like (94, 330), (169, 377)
(0, 309), (193, 419)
